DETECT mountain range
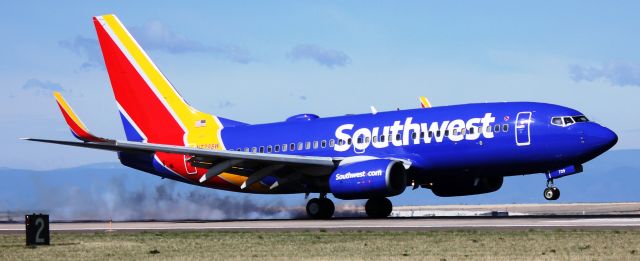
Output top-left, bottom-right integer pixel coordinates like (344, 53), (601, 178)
(1, 150), (638, 220)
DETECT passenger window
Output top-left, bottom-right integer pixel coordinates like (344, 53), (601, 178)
(252, 147), (257, 153)
(396, 134), (401, 141)
(436, 130), (441, 137)
(282, 144), (287, 152)
(428, 131), (433, 138)
(347, 138), (352, 145)
(380, 135), (386, 142)
(313, 141), (318, 149)
(321, 140), (326, 148)
(461, 128), (467, 135)
(444, 130), (449, 136)
(244, 148), (249, 152)
(305, 142), (310, 149)
(329, 139), (335, 147)
(411, 132), (417, 139)
(372, 136), (378, 143)
(274, 145), (280, 152)
(357, 137), (363, 144)
(365, 136), (370, 143)
(469, 128), (474, 134)
(290, 143), (295, 151)
(502, 124), (509, 132)
(297, 142), (303, 150)
(267, 146), (272, 153)
(494, 124), (500, 132)
(259, 146), (265, 153)
(486, 126), (491, 133)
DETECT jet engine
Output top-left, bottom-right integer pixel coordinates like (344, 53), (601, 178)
(329, 159), (406, 200)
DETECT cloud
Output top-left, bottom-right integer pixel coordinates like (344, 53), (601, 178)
(21, 78), (66, 93)
(569, 62), (640, 87)
(288, 44), (350, 68)
(59, 36), (104, 70)
(130, 20), (252, 64)
(59, 20), (252, 69)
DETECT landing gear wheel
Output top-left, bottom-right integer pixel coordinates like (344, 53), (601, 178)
(365, 198), (393, 218)
(306, 198), (335, 219)
(544, 187), (560, 200)
(318, 198), (335, 219)
(306, 198), (321, 218)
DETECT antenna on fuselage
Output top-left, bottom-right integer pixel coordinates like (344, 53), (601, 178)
(370, 106), (378, 115)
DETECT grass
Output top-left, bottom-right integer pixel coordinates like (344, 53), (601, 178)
(0, 230), (639, 260)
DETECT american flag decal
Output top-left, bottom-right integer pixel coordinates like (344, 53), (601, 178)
(195, 119), (207, 127)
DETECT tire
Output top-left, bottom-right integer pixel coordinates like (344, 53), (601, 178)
(306, 198), (321, 218)
(365, 198), (393, 218)
(318, 198), (335, 219)
(544, 187), (560, 201)
(544, 187), (554, 200)
(551, 187), (561, 200)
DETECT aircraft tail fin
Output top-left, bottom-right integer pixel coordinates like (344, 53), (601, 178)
(93, 14), (230, 149)
(53, 92), (110, 142)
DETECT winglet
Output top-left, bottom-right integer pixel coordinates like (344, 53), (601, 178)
(419, 96), (432, 108)
(54, 92), (109, 142)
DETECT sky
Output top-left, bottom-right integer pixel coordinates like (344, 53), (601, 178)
(2, 1), (640, 170)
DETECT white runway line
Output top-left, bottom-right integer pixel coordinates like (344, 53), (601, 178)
(1, 217), (640, 232)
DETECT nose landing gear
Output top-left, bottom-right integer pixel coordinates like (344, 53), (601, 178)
(543, 179), (560, 200)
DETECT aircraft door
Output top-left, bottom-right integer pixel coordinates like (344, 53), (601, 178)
(515, 112), (532, 146)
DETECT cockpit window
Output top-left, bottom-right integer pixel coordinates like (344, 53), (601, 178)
(552, 115), (588, 127)
(572, 115), (589, 122)
(563, 117), (574, 125)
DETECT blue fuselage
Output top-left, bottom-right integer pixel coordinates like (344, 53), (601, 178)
(220, 102), (617, 188)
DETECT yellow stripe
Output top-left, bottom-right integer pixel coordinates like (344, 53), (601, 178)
(101, 15), (223, 149)
(54, 92), (89, 132)
(420, 96), (431, 108)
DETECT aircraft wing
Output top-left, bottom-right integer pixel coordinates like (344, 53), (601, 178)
(53, 92), (113, 142)
(23, 138), (336, 167)
(29, 92), (339, 190)
(23, 137), (338, 190)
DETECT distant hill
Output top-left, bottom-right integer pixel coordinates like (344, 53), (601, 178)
(1, 150), (638, 220)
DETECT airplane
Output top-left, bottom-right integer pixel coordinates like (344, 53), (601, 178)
(25, 14), (618, 219)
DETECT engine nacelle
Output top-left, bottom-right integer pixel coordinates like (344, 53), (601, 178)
(329, 159), (406, 200)
(431, 176), (503, 197)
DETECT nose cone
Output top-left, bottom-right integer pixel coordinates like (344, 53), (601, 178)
(587, 125), (618, 154)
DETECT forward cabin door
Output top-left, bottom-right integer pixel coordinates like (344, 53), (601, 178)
(515, 112), (532, 146)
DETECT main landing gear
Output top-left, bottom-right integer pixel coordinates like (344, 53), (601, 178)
(306, 194), (335, 219)
(543, 179), (560, 200)
(365, 198), (393, 218)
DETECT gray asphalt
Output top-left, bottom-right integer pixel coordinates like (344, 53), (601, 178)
(2, 216), (640, 233)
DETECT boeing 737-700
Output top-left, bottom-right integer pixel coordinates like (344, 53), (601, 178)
(25, 14), (618, 219)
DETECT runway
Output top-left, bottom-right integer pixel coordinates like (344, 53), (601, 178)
(2, 216), (640, 233)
